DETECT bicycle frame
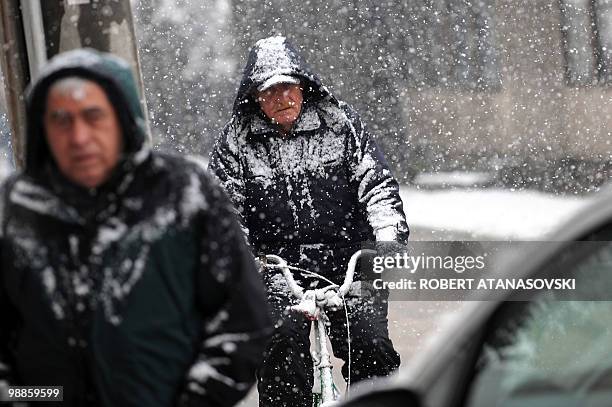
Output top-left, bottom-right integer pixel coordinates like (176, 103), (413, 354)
(264, 249), (375, 407)
(312, 312), (339, 406)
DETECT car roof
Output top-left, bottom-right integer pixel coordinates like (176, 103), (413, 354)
(343, 186), (612, 404)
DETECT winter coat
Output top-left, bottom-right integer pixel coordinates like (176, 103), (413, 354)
(209, 36), (408, 275)
(0, 49), (272, 407)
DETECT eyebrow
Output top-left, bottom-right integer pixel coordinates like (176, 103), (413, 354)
(47, 106), (105, 118)
(47, 109), (70, 120)
(82, 107), (105, 115)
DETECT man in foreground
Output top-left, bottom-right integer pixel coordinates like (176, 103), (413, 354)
(210, 36), (409, 406)
(0, 49), (271, 406)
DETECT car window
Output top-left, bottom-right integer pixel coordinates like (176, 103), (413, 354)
(465, 241), (612, 407)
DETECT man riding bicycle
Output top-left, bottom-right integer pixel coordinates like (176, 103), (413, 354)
(209, 36), (409, 407)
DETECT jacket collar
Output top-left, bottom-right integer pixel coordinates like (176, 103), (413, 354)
(249, 105), (321, 136)
(40, 144), (150, 223)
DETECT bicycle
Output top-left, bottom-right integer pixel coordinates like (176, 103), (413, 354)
(262, 249), (375, 407)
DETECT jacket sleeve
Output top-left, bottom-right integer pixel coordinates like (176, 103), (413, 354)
(343, 103), (409, 243)
(208, 119), (250, 241)
(178, 172), (272, 407)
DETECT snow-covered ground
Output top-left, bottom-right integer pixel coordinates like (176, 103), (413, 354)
(400, 186), (592, 240)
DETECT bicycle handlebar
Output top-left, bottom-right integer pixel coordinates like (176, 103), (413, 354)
(339, 249), (376, 296)
(265, 254), (304, 299)
(264, 249), (376, 299)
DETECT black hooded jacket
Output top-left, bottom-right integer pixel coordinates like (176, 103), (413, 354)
(210, 36), (408, 272)
(0, 49), (271, 407)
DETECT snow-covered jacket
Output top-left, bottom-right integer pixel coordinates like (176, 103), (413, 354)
(210, 37), (408, 274)
(0, 49), (271, 407)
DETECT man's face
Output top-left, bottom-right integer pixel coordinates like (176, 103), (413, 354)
(256, 83), (303, 132)
(44, 79), (123, 188)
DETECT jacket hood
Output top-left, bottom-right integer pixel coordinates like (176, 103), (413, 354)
(233, 36), (337, 116)
(25, 48), (149, 178)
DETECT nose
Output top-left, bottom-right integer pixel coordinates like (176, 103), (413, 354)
(69, 118), (91, 146)
(273, 88), (290, 103)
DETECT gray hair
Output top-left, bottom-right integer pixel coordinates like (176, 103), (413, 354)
(48, 76), (93, 100)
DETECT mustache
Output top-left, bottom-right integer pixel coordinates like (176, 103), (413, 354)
(274, 100), (299, 110)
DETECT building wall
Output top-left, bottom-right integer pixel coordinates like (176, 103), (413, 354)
(402, 0), (612, 168)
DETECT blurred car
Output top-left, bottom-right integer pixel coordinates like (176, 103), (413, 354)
(341, 189), (612, 407)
